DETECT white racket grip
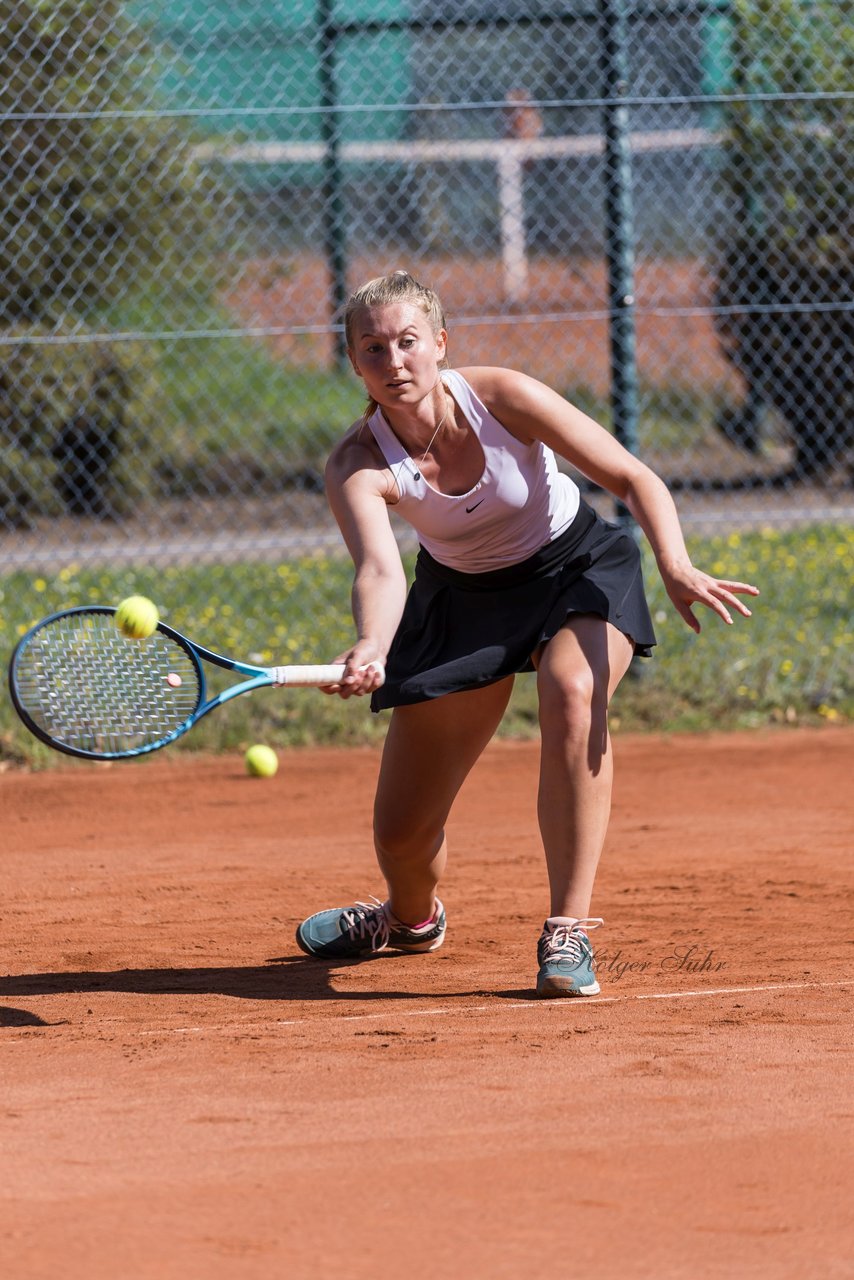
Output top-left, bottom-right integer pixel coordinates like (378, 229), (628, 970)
(271, 661), (385, 688)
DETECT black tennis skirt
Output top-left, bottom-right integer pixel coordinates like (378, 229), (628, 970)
(371, 498), (657, 712)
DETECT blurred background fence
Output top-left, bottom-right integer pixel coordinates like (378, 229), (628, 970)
(1, 0), (852, 757)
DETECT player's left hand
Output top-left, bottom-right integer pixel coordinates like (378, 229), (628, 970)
(661, 563), (759, 633)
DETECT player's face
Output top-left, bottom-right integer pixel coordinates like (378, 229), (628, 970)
(348, 303), (447, 408)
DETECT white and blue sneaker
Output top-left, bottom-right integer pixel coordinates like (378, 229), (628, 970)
(296, 896), (446, 960)
(536, 917), (603, 998)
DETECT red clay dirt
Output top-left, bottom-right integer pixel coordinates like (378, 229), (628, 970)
(2, 727), (853, 1280)
(225, 253), (739, 395)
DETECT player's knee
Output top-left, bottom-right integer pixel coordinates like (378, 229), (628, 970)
(538, 664), (606, 738)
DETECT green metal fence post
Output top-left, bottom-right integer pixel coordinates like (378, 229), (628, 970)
(599, 0), (639, 529)
(317, 0), (349, 368)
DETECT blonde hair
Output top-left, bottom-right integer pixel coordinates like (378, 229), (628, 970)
(344, 270), (449, 425)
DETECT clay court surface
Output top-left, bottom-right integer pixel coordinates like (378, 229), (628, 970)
(2, 726), (853, 1279)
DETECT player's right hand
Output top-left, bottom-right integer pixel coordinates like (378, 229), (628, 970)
(321, 645), (386, 698)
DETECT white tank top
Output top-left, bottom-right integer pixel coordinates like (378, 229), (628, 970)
(367, 369), (581, 573)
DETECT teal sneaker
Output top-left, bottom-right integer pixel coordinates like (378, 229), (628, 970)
(536, 917), (603, 998)
(296, 896), (446, 960)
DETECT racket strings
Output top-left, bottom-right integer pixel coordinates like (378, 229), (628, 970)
(14, 614), (201, 755)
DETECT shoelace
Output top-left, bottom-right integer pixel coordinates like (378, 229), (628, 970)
(340, 897), (390, 952)
(541, 917), (604, 963)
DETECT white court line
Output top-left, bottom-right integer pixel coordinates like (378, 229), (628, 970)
(5, 979), (851, 1044)
(123, 977), (854, 1038)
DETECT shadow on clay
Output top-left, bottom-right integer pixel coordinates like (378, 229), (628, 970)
(0, 953), (500, 1004)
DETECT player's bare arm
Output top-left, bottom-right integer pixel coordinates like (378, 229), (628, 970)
(464, 365), (759, 632)
(325, 430), (408, 695)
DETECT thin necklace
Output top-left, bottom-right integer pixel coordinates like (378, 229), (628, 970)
(415, 386), (449, 472)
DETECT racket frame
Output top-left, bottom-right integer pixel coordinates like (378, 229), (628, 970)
(8, 605), (346, 761)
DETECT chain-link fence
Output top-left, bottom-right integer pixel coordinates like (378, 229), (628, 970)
(2, 1), (852, 749)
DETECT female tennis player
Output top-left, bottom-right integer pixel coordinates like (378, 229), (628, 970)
(295, 270), (758, 997)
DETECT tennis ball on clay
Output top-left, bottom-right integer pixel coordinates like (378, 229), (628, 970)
(115, 595), (159, 640)
(245, 744), (279, 778)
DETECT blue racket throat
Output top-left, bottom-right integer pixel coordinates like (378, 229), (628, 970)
(8, 605), (349, 761)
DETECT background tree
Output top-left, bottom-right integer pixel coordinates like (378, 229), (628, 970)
(714, 0), (853, 477)
(0, 0), (217, 323)
(0, 0), (217, 522)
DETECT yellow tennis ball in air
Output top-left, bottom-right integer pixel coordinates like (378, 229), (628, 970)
(245, 744), (279, 778)
(115, 595), (159, 640)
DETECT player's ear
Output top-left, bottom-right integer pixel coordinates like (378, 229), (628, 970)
(435, 328), (448, 362)
(347, 348), (363, 378)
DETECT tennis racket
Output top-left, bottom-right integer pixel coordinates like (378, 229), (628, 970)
(8, 605), (376, 761)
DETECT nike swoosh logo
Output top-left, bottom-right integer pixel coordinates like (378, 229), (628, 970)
(465, 499), (485, 513)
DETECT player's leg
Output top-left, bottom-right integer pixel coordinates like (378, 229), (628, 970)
(373, 676), (515, 926)
(534, 614), (634, 918)
(533, 615), (634, 997)
(295, 676), (514, 959)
